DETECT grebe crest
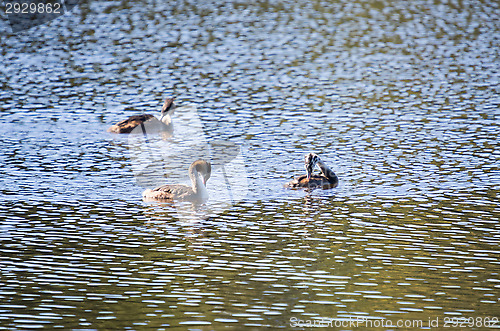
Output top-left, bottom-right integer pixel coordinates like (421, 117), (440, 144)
(159, 98), (176, 123)
(305, 153), (320, 179)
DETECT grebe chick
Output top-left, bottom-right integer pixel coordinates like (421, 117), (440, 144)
(286, 153), (338, 189)
(107, 98), (175, 134)
(143, 160), (211, 203)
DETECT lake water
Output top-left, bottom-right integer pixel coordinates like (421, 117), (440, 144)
(1, 0), (499, 329)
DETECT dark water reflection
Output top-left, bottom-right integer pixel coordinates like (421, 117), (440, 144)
(1, 0), (499, 329)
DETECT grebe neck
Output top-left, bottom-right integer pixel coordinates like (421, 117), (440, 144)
(188, 168), (209, 197)
(317, 159), (337, 181)
(159, 113), (172, 125)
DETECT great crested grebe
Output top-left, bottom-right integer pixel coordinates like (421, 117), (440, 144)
(286, 153), (338, 189)
(107, 98), (176, 134)
(142, 159), (211, 202)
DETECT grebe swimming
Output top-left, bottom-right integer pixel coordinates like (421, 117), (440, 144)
(108, 98), (175, 134)
(286, 153), (338, 189)
(142, 160), (211, 202)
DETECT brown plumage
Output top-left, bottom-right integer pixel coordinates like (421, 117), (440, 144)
(286, 174), (338, 189)
(286, 153), (338, 189)
(143, 160), (211, 202)
(107, 98), (175, 134)
(107, 114), (155, 134)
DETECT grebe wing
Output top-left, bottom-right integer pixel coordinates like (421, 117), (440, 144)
(286, 175), (338, 189)
(108, 114), (155, 133)
(143, 184), (193, 200)
(307, 175), (338, 189)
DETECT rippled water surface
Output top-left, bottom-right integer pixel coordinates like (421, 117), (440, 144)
(1, 0), (499, 329)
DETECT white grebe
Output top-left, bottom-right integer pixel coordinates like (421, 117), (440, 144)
(286, 153), (338, 189)
(107, 98), (176, 134)
(142, 159), (211, 202)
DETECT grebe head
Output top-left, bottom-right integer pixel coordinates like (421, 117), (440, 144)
(304, 153), (320, 179)
(160, 97), (175, 116)
(190, 159), (211, 186)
